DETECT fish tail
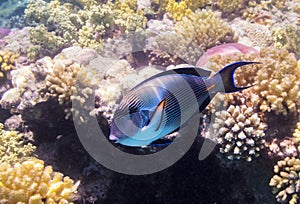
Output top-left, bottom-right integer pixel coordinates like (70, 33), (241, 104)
(217, 61), (259, 93)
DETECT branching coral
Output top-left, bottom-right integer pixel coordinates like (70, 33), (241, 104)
(213, 102), (266, 162)
(0, 123), (36, 164)
(175, 9), (237, 51)
(44, 47), (100, 121)
(0, 50), (18, 79)
(0, 158), (80, 203)
(269, 157), (300, 204)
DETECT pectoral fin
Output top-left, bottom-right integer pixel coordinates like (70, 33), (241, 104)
(148, 99), (166, 131)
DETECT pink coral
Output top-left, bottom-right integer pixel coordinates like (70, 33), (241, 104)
(196, 43), (259, 66)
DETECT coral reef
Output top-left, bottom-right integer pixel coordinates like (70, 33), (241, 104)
(210, 0), (250, 18)
(164, 0), (207, 21)
(24, 0), (147, 58)
(0, 50), (18, 79)
(213, 102), (266, 162)
(0, 123), (35, 164)
(273, 25), (300, 58)
(175, 9), (237, 51)
(0, 158), (80, 203)
(44, 47), (100, 121)
(146, 31), (204, 65)
(269, 157), (300, 204)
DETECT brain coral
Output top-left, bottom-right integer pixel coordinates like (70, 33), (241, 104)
(204, 47), (300, 115)
(0, 123), (36, 164)
(175, 9), (237, 51)
(269, 157), (300, 204)
(0, 158), (80, 204)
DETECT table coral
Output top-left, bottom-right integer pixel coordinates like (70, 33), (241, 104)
(0, 158), (80, 204)
(269, 157), (300, 204)
(0, 50), (18, 79)
(175, 9), (237, 51)
(0, 123), (36, 164)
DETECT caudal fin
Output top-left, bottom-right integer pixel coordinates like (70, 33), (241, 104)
(218, 61), (259, 93)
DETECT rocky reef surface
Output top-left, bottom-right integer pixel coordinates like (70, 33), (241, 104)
(0, 0), (299, 203)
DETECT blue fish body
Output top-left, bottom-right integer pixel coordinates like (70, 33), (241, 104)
(109, 61), (257, 147)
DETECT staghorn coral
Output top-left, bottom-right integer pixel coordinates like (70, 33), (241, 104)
(0, 158), (80, 203)
(0, 50), (18, 79)
(0, 123), (36, 164)
(212, 94), (266, 162)
(269, 157), (300, 204)
(204, 47), (300, 115)
(175, 9), (237, 51)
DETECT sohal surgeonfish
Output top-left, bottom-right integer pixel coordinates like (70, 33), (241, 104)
(109, 61), (257, 147)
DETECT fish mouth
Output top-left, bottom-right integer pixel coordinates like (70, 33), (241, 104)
(109, 134), (118, 141)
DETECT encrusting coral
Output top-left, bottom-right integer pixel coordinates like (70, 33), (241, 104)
(0, 50), (18, 79)
(269, 157), (300, 204)
(0, 123), (36, 164)
(0, 158), (80, 204)
(175, 9), (237, 51)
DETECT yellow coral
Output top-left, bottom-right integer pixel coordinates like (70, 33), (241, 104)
(0, 158), (80, 204)
(165, 0), (207, 21)
(0, 123), (36, 164)
(269, 157), (300, 204)
(175, 9), (237, 51)
(0, 50), (18, 79)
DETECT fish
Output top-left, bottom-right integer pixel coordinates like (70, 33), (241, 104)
(109, 61), (258, 147)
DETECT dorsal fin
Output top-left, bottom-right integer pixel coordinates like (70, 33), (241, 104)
(137, 67), (212, 87)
